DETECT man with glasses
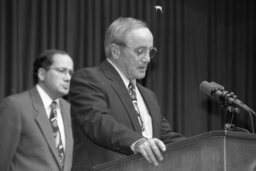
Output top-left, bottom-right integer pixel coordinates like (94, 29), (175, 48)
(0, 49), (74, 171)
(70, 17), (185, 171)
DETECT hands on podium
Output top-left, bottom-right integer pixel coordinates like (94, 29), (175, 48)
(134, 138), (166, 166)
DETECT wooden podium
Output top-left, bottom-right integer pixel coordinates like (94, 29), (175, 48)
(93, 131), (256, 171)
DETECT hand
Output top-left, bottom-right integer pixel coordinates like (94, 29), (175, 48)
(134, 138), (166, 166)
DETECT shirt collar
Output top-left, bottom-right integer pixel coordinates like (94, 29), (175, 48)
(36, 84), (59, 109)
(106, 58), (136, 88)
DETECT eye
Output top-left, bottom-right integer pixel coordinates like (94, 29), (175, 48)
(135, 47), (147, 56)
(56, 68), (66, 74)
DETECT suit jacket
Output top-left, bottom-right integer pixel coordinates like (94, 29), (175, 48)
(0, 87), (73, 171)
(70, 60), (184, 171)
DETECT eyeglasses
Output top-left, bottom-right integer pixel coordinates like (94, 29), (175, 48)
(118, 44), (157, 60)
(48, 67), (74, 77)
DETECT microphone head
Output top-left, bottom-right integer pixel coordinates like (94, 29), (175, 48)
(210, 82), (224, 91)
(199, 81), (215, 96)
(199, 81), (223, 96)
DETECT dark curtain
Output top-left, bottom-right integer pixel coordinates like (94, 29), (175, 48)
(1, 0), (256, 137)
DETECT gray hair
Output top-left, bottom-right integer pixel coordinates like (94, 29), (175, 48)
(104, 17), (148, 58)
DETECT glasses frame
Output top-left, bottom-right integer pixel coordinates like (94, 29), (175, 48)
(117, 43), (157, 60)
(47, 67), (74, 77)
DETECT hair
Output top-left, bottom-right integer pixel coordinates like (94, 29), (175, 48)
(104, 17), (148, 58)
(33, 49), (70, 84)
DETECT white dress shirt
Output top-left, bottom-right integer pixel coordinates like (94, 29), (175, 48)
(36, 84), (66, 150)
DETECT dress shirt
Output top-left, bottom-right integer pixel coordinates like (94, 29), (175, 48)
(36, 84), (66, 149)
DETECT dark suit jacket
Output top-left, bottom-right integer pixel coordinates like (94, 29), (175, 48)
(0, 87), (73, 171)
(70, 60), (184, 171)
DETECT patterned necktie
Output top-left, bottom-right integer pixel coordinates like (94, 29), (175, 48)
(128, 82), (145, 132)
(50, 101), (65, 162)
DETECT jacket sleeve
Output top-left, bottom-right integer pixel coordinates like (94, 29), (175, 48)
(141, 87), (186, 144)
(0, 98), (22, 171)
(160, 116), (186, 144)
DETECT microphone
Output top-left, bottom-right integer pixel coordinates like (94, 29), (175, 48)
(199, 81), (251, 112)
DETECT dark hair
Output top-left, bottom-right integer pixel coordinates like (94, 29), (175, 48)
(33, 49), (70, 84)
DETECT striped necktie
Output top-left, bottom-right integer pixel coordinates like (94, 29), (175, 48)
(50, 101), (65, 163)
(128, 82), (145, 132)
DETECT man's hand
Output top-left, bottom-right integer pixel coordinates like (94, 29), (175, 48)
(134, 138), (166, 166)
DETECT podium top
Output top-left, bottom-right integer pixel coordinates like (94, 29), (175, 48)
(93, 130), (256, 171)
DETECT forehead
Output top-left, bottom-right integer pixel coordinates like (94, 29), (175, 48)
(51, 54), (73, 67)
(125, 28), (153, 46)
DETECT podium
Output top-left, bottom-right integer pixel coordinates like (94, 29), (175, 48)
(93, 131), (256, 171)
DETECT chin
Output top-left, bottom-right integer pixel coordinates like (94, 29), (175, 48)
(136, 74), (146, 80)
(59, 90), (69, 96)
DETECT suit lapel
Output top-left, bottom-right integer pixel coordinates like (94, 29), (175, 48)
(101, 60), (142, 133)
(30, 87), (63, 169)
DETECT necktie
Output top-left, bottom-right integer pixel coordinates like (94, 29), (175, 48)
(50, 101), (65, 162)
(128, 82), (145, 132)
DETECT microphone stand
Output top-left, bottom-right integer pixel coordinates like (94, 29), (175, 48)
(200, 81), (256, 133)
(220, 92), (252, 133)
(223, 105), (245, 132)
(223, 106), (250, 133)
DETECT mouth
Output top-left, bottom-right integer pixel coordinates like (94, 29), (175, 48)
(62, 85), (70, 90)
(138, 66), (147, 72)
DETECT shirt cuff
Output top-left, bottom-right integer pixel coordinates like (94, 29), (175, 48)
(130, 137), (147, 154)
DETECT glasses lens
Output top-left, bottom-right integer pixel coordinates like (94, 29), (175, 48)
(149, 48), (157, 59)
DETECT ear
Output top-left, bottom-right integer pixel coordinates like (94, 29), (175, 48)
(38, 67), (46, 82)
(110, 43), (120, 59)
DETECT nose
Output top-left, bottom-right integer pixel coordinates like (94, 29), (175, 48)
(64, 73), (72, 80)
(142, 52), (151, 63)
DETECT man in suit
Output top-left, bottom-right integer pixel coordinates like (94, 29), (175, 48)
(70, 17), (185, 171)
(0, 49), (74, 171)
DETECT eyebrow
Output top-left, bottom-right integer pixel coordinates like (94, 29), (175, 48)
(135, 45), (154, 49)
(134, 46), (154, 51)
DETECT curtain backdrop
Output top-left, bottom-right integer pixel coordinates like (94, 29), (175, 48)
(1, 0), (256, 137)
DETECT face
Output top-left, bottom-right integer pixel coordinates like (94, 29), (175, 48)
(116, 27), (154, 81)
(39, 54), (74, 99)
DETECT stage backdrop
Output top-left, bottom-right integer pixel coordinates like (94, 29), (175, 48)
(1, 0), (256, 137)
